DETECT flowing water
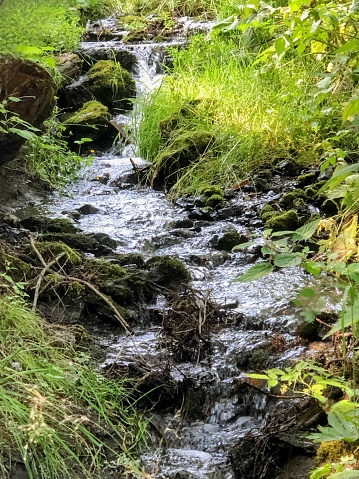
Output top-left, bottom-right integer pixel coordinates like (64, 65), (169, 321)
(23, 18), (341, 478)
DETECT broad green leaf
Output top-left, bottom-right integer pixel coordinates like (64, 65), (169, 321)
(275, 36), (286, 56)
(292, 218), (321, 240)
(325, 296), (359, 337)
(274, 253), (302, 268)
(233, 262), (274, 283)
(270, 230), (294, 237)
(297, 287), (315, 298)
(246, 373), (270, 379)
(232, 241), (256, 251)
(328, 472), (359, 479)
(8, 128), (38, 140)
(8, 96), (21, 102)
(309, 410), (359, 442)
(319, 163), (359, 193)
(336, 39), (359, 53)
(343, 99), (359, 122)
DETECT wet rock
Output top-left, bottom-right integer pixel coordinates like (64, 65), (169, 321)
(275, 160), (302, 177)
(56, 53), (83, 86)
(90, 232), (118, 250)
(215, 206), (243, 220)
(210, 230), (247, 252)
(171, 219), (194, 229)
(170, 229), (195, 239)
(83, 59), (136, 111)
(40, 232), (101, 254)
(142, 448), (224, 479)
(297, 170), (318, 188)
(189, 253), (230, 267)
(78, 204), (100, 215)
(63, 100), (118, 148)
(265, 209), (299, 232)
(146, 255), (190, 290)
(20, 216), (79, 234)
(188, 208), (213, 221)
(321, 198), (339, 215)
(175, 197), (196, 210)
(0, 56), (55, 164)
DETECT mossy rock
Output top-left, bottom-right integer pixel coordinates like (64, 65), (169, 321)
(153, 129), (214, 186)
(297, 171), (318, 187)
(198, 185), (223, 198)
(146, 255), (190, 289)
(85, 60), (136, 110)
(315, 440), (357, 467)
(260, 204), (277, 221)
(84, 258), (154, 306)
(112, 254), (145, 268)
(40, 233), (100, 254)
(280, 189), (305, 208)
(2, 254), (31, 282)
(205, 194), (224, 209)
(36, 242), (82, 266)
(266, 210), (299, 232)
(63, 100), (118, 146)
(20, 217), (78, 234)
(84, 259), (128, 280)
(211, 230), (245, 252)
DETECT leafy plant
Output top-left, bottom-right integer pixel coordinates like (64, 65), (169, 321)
(25, 112), (93, 190)
(0, 97), (40, 141)
(233, 218), (321, 282)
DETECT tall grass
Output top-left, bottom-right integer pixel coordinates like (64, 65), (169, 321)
(0, 294), (146, 478)
(135, 35), (327, 196)
(0, 0), (83, 55)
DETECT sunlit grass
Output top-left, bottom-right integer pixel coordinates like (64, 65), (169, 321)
(135, 35), (325, 196)
(0, 294), (146, 478)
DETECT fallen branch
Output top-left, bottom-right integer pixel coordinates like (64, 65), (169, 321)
(29, 234), (132, 334)
(32, 253), (66, 312)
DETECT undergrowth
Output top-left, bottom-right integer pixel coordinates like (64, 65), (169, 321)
(135, 35), (329, 197)
(0, 293), (146, 478)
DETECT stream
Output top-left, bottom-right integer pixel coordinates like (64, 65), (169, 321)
(19, 17), (341, 479)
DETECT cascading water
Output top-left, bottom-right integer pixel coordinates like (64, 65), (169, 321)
(24, 17), (340, 478)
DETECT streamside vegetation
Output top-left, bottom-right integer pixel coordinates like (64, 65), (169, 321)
(1, 0), (359, 477)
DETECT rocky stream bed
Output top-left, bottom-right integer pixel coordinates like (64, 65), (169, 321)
(0, 15), (343, 479)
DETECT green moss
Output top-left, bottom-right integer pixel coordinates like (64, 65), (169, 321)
(36, 242), (82, 265)
(205, 194), (224, 208)
(86, 60), (136, 110)
(266, 209), (299, 232)
(213, 230), (244, 252)
(40, 233), (99, 253)
(153, 129), (214, 186)
(260, 204), (276, 221)
(146, 255), (190, 287)
(85, 259), (127, 280)
(3, 254), (31, 282)
(280, 189), (305, 207)
(199, 185), (223, 197)
(64, 100), (111, 125)
(315, 440), (357, 466)
(297, 171), (317, 187)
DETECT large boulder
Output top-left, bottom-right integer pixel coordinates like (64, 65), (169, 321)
(56, 53), (83, 86)
(63, 100), (118, 148)
(83, 60), (136, 111)
(0, 57), (55, 164)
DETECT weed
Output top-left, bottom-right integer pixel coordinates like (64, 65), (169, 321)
(134, 35), (326, 197)
(0, 294), (146, 478)
(25, 110), (93, 191)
